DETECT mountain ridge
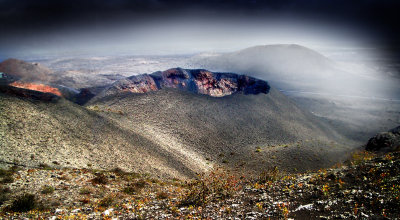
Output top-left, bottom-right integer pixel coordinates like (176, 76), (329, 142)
(94, 68), (270, 102)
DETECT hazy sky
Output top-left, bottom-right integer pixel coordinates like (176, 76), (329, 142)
(0, 0), (399, 58)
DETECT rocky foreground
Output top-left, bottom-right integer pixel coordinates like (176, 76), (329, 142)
(0, 150), (398, 219)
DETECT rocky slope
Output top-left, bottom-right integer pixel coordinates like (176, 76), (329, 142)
(0, 88), (212, 179)
(0, 150), (398, 219)
(88, 77), (354, 176)
(1, 65), (355, 179)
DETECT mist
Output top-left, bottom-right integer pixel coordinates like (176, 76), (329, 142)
(0, 14), (381, 58)
(1, 0), (399, 137)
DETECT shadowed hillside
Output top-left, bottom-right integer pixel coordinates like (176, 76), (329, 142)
(88, 85), (355, 175)
(1, 64), (358, 179)
(0, 88), (213, 179)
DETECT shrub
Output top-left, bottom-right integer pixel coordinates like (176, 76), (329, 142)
(0, 186), (10, 206)
(41, 185), (55, 194)
(156, 191), (168, 199)
(39, 163), (52, 170)
(79, 197), (91, 204)
(0, 175), (14, 184)
(123, 172), (142, 181)
(0, 167), (16, 183)
(111, 167), (127, 176)
(350, 150), (375, 165)
(9, 194), (37, 212)
(180, 168), (241, 206)
(123, 179), (147, 195)
(180, 179), (209, 207)
(91, 173), (108, 185)
(258, 166), (280, 183)
(79, 187), (93, 195)
(99, 196), (113, 207)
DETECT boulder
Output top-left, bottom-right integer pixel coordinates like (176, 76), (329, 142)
(366, 126), (400, 152)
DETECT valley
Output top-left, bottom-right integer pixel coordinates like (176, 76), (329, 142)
(0, 44), (399, 219)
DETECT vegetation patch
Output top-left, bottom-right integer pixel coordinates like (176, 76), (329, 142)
(0, 186), (10, 206)
(180, 168), (241, 207)
(122, 179), (147, 195)
(98, 195), (114, 208)
(0, 167), (18, 184)
(8, 194), (37, 212)
(40, 185), (55, 194)
(91, 173), (108, 185)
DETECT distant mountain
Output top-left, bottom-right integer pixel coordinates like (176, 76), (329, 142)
(189, 44), (379, 96)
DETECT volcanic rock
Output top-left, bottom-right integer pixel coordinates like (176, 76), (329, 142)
(9, 81), (63, 97)
(366, 126), (400, 152)
(98, 68), (270, 99)
(0, 85), (60, 102)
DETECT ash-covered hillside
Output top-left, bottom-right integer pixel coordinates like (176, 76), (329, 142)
(0, 61), (356, 178)
(87, 68), (354, 176)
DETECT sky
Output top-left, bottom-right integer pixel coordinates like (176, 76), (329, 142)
(0, 0), (399, 58)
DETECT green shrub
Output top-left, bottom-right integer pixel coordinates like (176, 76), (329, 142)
(91, 173), (108, 185)
(180, 168), (241, 206)
(41, 185), (55, 194)
(79, 187), (93, 195)
(123, 172), (141, 181)
(99, 196), (113, 207)
(156, 191), (168, 199)
(122, 179), (147, 195)
(111, 167), (127, 176)
(0, 175), (14, 184)
(258, 166), (280, 183)
(39, 163), (52, 170)
(0, 186), (11, 206)
(180, 179), (209, 207)
(0, 167), (17, 183)
(349, 150), (375, 165)
(9, 194), (37, 212)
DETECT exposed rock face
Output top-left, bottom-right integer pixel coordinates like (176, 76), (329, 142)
(104, 68), (270, 98)
(116, 74), (159, 93)
(73, 88), (95, 105)
(366, 126), (400, 152)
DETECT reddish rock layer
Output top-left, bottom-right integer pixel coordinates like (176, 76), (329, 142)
(99, 68), (269, 99)
(10, 81), (63, 97)
(116, 75), (159, 93)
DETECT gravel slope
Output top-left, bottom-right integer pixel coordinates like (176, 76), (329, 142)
(1, 82), (357, 179)
(87, 87), (356, 176)
(0, 89), (210, 179)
